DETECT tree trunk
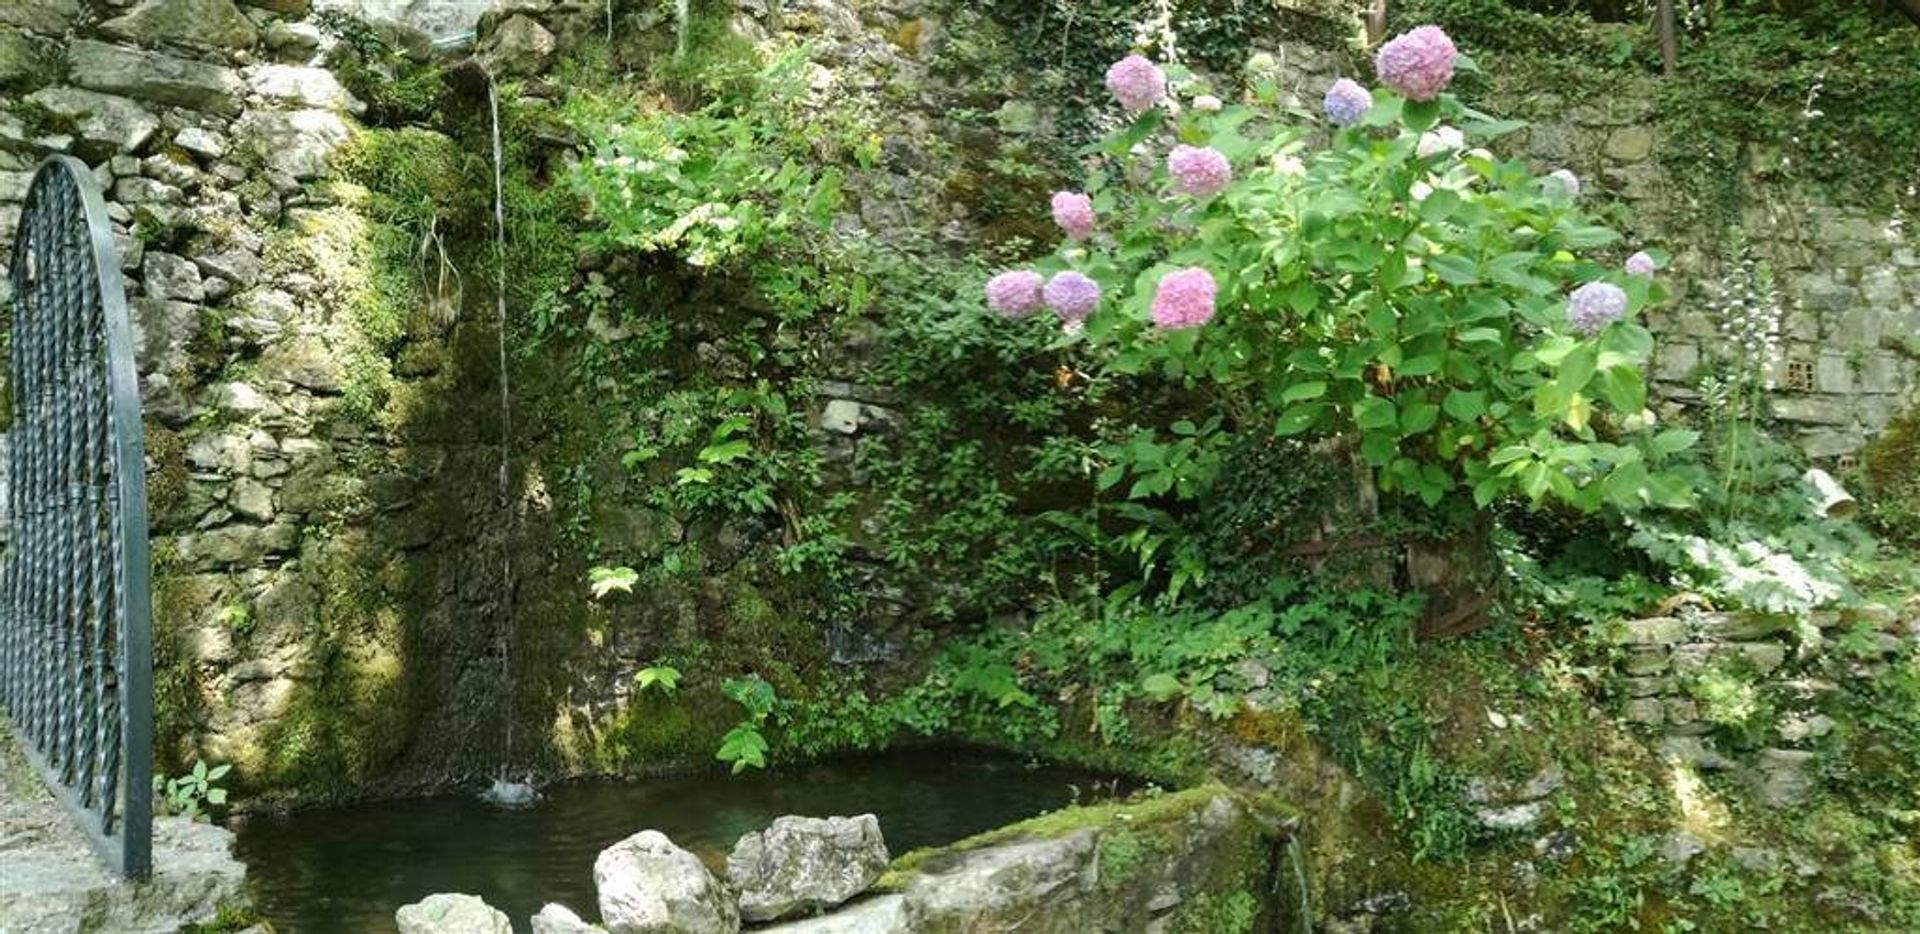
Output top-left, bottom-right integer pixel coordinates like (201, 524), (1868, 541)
(1657, 0), (1678, 75)
(1366, 0), (1388, 46)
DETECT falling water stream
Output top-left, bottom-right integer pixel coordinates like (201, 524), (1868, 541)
(482, 73), (533, 807)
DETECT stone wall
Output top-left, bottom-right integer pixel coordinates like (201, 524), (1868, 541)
(1, 0), (525, 801)
(1505, 80), (1919, 461)
(1602, 602), (1913, 807)
(3, 0), (1915, 807)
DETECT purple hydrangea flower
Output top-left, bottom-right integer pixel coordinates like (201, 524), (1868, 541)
(1625, 251), (1656, 278)
(1168, 145), (1232, 198)
(985, 270), (1044, 318)
(1044, 271), (1102, 324)
(1546, 168), (1581, 197)
(1051, 191), (1096, 241)
(1567, 281), (1627, 336)
(1106, 55), (1167, 113)
(1152, 267), (1219, 330)
(1375, 26), (1457, 102)
(1323, 78), (1371, 126)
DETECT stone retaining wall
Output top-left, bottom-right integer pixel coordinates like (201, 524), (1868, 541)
(1603, 603), (1914, 806)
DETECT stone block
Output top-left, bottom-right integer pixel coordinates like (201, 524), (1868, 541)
(1614, 616), (1689, 645)
(101, 0), (258, 52)
(1622, 677), (1671, 697)
(1623, 697), (1664, 725)
(1730, 642), (1788, 674)
(1752, 748), (1816, 807)
(1696, 612), (1786, 640)
(1603, 125), (1654, 163)
(0, 0), (80, 34)
(1624, 645), (1670, 675)
(1653, 341), (1700, 382)
(67, 40), (245, 116)
(23, 87), (161, 156)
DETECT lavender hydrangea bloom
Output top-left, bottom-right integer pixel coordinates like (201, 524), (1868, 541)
(1375, 26), (1457, 102)
(1152, 267), (1219, 330)
(1105, 55), (1167, 113)
(1546, 168), (1581, 197)
(1168, 145), (1232, 198)
(1625, 251), (1656, 278)
(1322, 78), (1371, 126)
(985, 270), (1045, 318)
(1051, 191), (1096, 240)
(1567, 281), (1627, 336)
(1044, 271), (1102, 323)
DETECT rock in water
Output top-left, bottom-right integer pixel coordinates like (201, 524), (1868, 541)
(594, 830), (740, 934)
(726, 814), (890, 922)
(532, 902), (605, 933)
(396, 893), (512, 934)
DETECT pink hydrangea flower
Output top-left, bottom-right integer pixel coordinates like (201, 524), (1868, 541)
(1168, 145), (1231, 198)
(1051, 191), (1096, 241)
(1625, 251), (1656, 278)
(1323, 78), (1371, 126)
(1044, 271), (1102, 324)
(1151, 267), (1219, 330)
(1106, 55), (1167, 113)
(1375, 26), (1457, 102)
(985, 270), (1044, 318)
(1546, 168), (1581, 197)
(1567, 281), (1627, 336)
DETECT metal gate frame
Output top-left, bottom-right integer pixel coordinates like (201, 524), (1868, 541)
(0, 154), (153, 878)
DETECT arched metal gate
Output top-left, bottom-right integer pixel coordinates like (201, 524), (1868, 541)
(0, 155), (153, 878)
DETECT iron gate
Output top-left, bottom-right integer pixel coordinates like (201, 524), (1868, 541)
(0, 155), (153, 878)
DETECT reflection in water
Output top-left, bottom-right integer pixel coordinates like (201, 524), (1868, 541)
(234, 749), (1128, 933)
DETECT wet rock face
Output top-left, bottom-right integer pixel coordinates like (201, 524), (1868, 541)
(593, 830), (740, 934)
(726, 814), (890, 922)
(395, 893), (513, 934)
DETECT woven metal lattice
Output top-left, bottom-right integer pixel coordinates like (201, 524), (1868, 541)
(1, 155), (153, 878)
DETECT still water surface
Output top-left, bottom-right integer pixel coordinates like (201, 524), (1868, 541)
(234, 749), (1126, 933)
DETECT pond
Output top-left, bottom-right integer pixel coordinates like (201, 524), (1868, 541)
(233, 749), (1129, 932)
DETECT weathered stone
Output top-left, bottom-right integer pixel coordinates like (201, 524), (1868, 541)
(531, 903), (606, 934)
(1613, 616), (1689, 645)
(257, 335), (345, 393)
(1730, 642), (1788, 674)
(1695, 612), (1785, 640)
(593, 830), (739, 934)
(0, 804), (247, 934)
(264, 19), (324, 58)
(0, 0), (81, 34)
(230, 477), (275, 521)
(130, 296), (204, 377)
(233, 108), (350, 179)
(23, 87), (161, 156)
(1622, 676), (1670, 697)
(1753, 748), (1816, 806)
(245, 64), (351, 109)
(1623, 645), (1669, 675)
(0, 25), (42, 90)
(1474, 801), (1545, 833)
(1777, 713), (1835, 743)
(174, 127), (227, 160)
(114, 176), (185, 205)
(1623, 697), (1664, 725)
(1603, 125), (1654, 162)
(727, 814), (889, 922)
(480, 14), (556, 77)
(1660, 831), (1705, 868)
(145, 252), (206, 302)
(102, 0), (259, 52)
(212, 381), (269, 415)
(754, 895), (905, 933)
(396, 893), (512, 934)
(1658, 735), (1734, 770)
(241, 0), (311, 16)
(68, 40), (246, 116)
(195, 244), (264, 289)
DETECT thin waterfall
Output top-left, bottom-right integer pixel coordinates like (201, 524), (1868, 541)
(482, 72), (534, 807)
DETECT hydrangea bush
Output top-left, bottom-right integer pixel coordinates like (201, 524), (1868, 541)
(983, 27), (1693, 512)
